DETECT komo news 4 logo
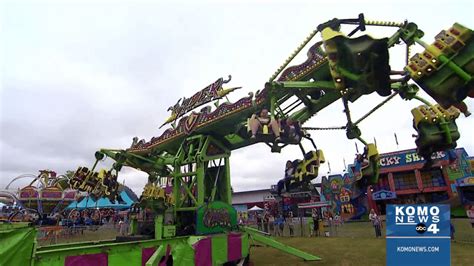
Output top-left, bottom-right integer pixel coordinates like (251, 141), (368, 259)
(387, 204), (451, 266)
(395, 205), (443, 235)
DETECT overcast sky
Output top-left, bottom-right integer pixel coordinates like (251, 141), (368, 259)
(1, 0), (473, 195)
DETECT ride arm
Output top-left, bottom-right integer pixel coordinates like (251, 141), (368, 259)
(97, 149), (174, 176)
(266, 16), (416, 126)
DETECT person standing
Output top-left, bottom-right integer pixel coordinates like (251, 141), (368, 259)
(287, 212), (295, 237)
(269, 215), (275, 236)
(278, 215), (285, 236)
(312, 209), (320, 237)
(369, 209), (382, 238)
(329, 215), (335, 237)
(263, 213), (269, 233)
(118, 219), (125, 236)
(318, 217), (324, 237)
(334, 213), (341, 227)
(369, 208), (376, 223)
(373, 215), (382, 238)
(307, 216), (314, 237)
(272, 215), (279, 236)
(273, 214), (283, 236)
(257, 213), (263, 231)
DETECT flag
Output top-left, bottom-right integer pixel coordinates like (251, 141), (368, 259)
(355, 142), (359, 153)
(343, 158), (347, 171)
(394, 133), (399, 146)
(374, 137), (377, 147)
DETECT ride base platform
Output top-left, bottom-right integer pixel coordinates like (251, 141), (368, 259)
(1, 223), (320, 266)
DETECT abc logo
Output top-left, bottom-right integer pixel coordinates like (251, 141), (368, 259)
(416, 223), (427, 234)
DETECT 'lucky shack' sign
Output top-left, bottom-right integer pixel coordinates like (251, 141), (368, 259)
(378, 149), (449, 168)
(160, 75), (241, 127)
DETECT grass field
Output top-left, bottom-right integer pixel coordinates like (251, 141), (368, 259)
(250, 237), (474, 265)
(250, 219), (474, 266)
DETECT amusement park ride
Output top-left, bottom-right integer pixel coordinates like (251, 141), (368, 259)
(1, 14), (473, 266)
(1, 170), (76, 221)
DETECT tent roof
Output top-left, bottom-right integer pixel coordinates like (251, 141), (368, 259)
(248, 205), (263, 211)
(119, 190), (134, 205)
(65, 191), (136, 210)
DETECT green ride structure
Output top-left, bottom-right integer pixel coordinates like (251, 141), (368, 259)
(1, 14), (473, 266)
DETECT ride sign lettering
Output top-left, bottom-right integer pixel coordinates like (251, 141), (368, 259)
(196, 201), (237, 234)
(162, 75), (240, 126)
(379, 150), (446, 167)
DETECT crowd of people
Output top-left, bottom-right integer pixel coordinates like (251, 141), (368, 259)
(63, 208), (129, 230)
(245, 204), (465, 241)
(0, 205), (21, 221)
(247, 208), (346, 237)
(253, 211), (297, 237)
(0, 205), (131, 232)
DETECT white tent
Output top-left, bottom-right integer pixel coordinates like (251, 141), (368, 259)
(248, 205), (263, 211)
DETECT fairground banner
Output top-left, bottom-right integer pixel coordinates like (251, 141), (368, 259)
(386, 204), (451, 266)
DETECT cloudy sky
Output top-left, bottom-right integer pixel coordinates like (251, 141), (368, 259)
(1, 0), (473, 195)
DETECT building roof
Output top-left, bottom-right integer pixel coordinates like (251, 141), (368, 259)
(233, 188), (270, 194)
(232, 189), (271, 205)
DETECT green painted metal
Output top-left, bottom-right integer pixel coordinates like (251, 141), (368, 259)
(414, 37), (472, 82)
(108, 247), (141, 266)
(413, 95), (453, 144)
(211, 234), (228, 265)
(146, 245), (165, 266)
(272, 80), (337, 90)
(224, 157), (232, 205)
(335, 65), (361, 81)
(241, 230), (250, 258)
(353, 91), (399, 126)
(34, 237), (194, 266)
(0, 223), (37, 266)
(243, 227), (321, 261)
(406, 24), (474, 109)
(438, 54), (472, 81)
(155, 215), (163, 240)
